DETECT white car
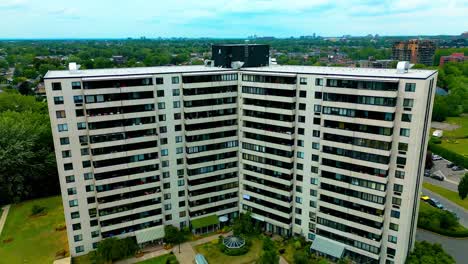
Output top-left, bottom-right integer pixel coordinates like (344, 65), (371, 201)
(432, 154), (442, 161)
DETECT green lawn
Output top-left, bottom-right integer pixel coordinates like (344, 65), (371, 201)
(136, 254), (179, 264)
(439, 116), (468, 156)
(72, 253), (93, 264)
(423, 182), (468, 210)
(0, 196), (68, 264)
(194, 238), (263, 264)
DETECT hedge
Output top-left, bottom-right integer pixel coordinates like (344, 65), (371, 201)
(429, 142), (468, 168)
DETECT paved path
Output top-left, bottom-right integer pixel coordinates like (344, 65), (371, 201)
(0, 204), (11, 237)
(115, 248), (171, 264)
(279, 256), (289, 264)
(416, 228), (468, 264)
(422, 188), (468, 228)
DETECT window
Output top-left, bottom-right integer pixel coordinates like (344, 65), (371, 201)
(160, 138), (168, 145)
(314, 105), (321, 113)
(162, 160), (169, 168)
(295, 197), (302, 204)
(400, 128), (410, 137)
(311, 166), (318, 173)
(62, 150), (71, 158)
(398, 143), (408, 152)
(74, 234), (83, 242)
(312, 130), (320, 137)
(403, 99), (414, 108)
(180, 211), (186, 217)
(392, 197), (402, 205)
(157, 90), (164, 97)
(173, 101), (180, 108)
(52, 82), (62, 91)
(161, 149), (168, 156)
(58, 124), (68, 132)
(77, 122), (86, 130)
(156, 77), (164, 84)
(165, 214), (172, 221)
(299, 91), (307, 98)
(390, 223), (399, 231)
(174, 113), (181, 120)
(395, 170), (405, 179)
(87, 197), (96, 204)
(67, 187), (77, 195)
(299, 103), (306, 110)
(72, 82), (81, 89)
(164, 193), (171, 200)
(394, 184), (403, 193)
(311, 178), (318, 185)
(72, 223), (81, 231)
(177, 158), (184, 165)
(178, 179), (185, 186)
(75, 246), (84, 253)
(86, 185), (94, 192)
(315, 78), (323, 86)
(405, 83), (416, 92)
(91, 230), (100, 238)
(178, 169), (185, 177)
(295, 218), (302, 225)
(76, 109), (84, 117)
(297, 163), (303, 170)
(160, 126), (167, 133)
(310, 189), (317, 196)
(158, 102), (165, 109)
(82, 161), (91, 168)
(298, 128), (304, 135)
(65, 175), (75, 183)
(297, 152), (304, 159)
(397, 157), (406, 166)
(176, 147), (183, 154)
(90, 219), (98, 226)
(172, 76), (179, 84)
(175, 136), (183, 143)
(71, 211), (80, 219)
(64, 163), (73, 171)
(312, 142), (319, 150)
(310, 200), (316, 208)
(311, 154), (319, 162)
(60, 137), (70, 145)
(79, 135), (88, 145)
(164, 204), (172, 210)
(402, 114), (412, 122)
(388, 235), (397, 243)
(313, 117), (321, 125)
(69, 199), (78, 207)
(54, 96), (64, 105)
(56, 110), (66, 118)
(81, 148), (89, 156)
(84, 172), (93, 180)
(158, 114), (166, 122)
(163, 171), (170, 178)
(74, 95), (83, 104)
(173, 89), (180, 96)
(314, 92), (322, 99)
(391, 210), (400, 219)
(300, 77), (307, 85)
(299, 116), (305, 123)
(297, 140), (304, 147)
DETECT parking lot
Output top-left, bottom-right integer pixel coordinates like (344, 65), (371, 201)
(428, 157), (466, 185)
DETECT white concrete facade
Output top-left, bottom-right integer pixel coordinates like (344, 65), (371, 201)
(45, 64), (437, 264)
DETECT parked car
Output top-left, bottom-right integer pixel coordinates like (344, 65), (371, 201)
(428, 198), (444, 209)
(421, 195), (430, 201)
(451, 166), (464, 171)
(447, 162), (455, 168)
(431, 173), (445, 181)
(432, 154), (442, 161)
(424, 170), (431, 177)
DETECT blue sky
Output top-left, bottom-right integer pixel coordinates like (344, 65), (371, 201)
(1, 0), (467, 38)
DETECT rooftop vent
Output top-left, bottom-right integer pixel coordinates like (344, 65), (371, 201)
(68, 62), (81, 72)
(231, 61), (244, 69)
(396, 61), (409, 74)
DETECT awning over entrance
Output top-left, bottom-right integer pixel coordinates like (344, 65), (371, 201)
(310, 236), (345, 259)
(219, 216), (229, 222)
(135, 225), (165, 244)
(191, 214), (220, 229)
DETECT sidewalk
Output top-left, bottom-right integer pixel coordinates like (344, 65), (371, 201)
(116, 231), (232, 264)
(0, 204), (11, 237)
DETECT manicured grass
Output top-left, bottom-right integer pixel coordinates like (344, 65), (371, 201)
(0, 196), (68, 264)
(195, 238), (263, 264)
(136, 253), (179, 264)
(439, 116), (468, 156)
(72, 253), (93, 264)
(423, 182), (468, 210)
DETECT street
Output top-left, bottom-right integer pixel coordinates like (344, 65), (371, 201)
(428, 158), (466, 187)
(421, 188), (468, 227)
(416, 229), (468, 264)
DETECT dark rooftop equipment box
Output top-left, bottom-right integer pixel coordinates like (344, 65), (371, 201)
(212, 44), (269, 68)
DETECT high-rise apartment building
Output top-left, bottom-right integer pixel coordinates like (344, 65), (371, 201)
(392, 40), (436, 66)
(45, 45), (437, 264)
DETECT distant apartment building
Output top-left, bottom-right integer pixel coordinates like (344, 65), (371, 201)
(439, 53), (467, 66)
(392, 40), (436, 66)
(45, 44), (437, 264)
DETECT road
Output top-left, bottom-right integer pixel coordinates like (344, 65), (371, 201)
(416, 229), (468, 264)
(429, 158), (466, 185)
(422, 188), (468, 227)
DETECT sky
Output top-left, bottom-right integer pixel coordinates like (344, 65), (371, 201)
(0, 0), (467, 38)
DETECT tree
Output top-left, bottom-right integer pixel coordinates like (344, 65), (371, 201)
(258, 237), (279, 264)
(458, 173), (468, 200)
(406, 241), (455, 264)
(94, 237), (138, 263)
(233, 212), (256, 236)
(164, 225), (186, 253)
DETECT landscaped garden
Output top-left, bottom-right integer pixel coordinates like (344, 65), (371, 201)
(0, 196), (68, 264)
(418, 201), (468, 237)
(195, 237), (263, 264)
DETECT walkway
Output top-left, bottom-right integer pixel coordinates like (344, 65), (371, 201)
(416, 228), (468, 264)
(0, 204), (11, 237)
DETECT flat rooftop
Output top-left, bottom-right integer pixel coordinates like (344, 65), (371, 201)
(45, 64), (437, 80)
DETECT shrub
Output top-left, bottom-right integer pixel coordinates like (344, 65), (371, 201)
(294, 240), (302, 250)
(31, 205), (46, 216)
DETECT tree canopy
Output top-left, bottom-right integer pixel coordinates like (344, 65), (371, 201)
(406, 241), (455, 264)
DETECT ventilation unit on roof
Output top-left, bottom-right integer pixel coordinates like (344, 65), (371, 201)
(396, 61), (409, 73)
(231, 61), (244, 69)
(68, 62), (81, 72)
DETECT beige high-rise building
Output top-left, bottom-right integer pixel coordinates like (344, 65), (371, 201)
(44, 45), (437, 264)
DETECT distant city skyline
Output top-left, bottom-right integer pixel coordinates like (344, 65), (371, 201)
(1, 0), (467, 38)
